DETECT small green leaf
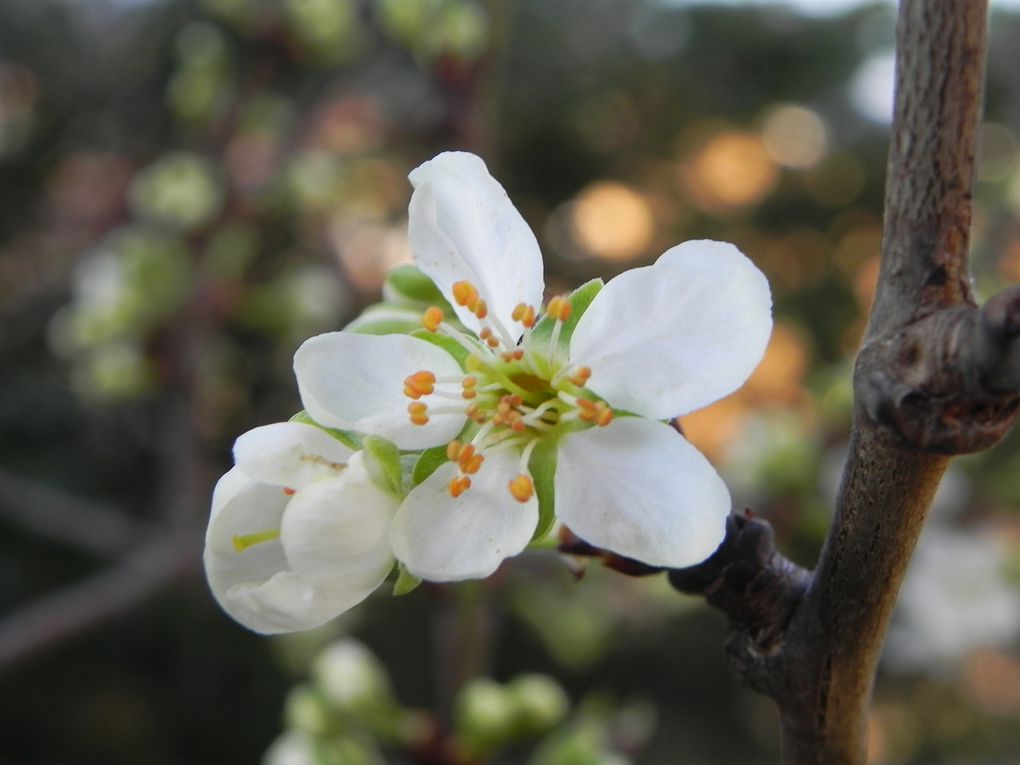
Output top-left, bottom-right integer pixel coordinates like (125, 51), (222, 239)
(383, 264), (449, 308)
(526, 278), (604, 359)
(412, 444), (449, 486)
(392, 564), (422, 596)
(289, 410), (361, 450)
(528, 438), (558, 541)
(361, 435), (404, 497)
(410, 328), (470, 368)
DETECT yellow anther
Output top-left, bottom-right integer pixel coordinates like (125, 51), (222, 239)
(546, 295), (572, 322)
(408, 402), (429, 425)
(422, 306), (444, 332)
(403, 370), (436, 399)
(508, 474), (534, 503)
(512, 303), (537, 328)
(473, 299), (488, 319)
(446, 440), (463, 461)
(568, 366), (592, 386)
(449, 475), (471, 498)
(452, 281), (478, 307)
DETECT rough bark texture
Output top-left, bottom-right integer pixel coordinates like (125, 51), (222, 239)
(663, 2), (1020, 764)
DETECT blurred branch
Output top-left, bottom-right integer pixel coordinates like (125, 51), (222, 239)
(0, 467), (153, 557)
(0, 529), (201, 671)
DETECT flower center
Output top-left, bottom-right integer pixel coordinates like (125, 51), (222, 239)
(404, 280), (613, 503)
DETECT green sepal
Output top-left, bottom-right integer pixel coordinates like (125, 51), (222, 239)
(344, 304), (424, 335)
(383, 264), (450, 309)
(525, 278), (604, 359)
(392, 564), (422, 596)
(528, 437), (558, 542)
(289, 410), (361, 450)
(362, 435), (404, 497)
(410, 328), (470, 368)
(412, 444), (449, 486)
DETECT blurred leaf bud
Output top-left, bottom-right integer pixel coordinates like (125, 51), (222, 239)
(284, 685), (334, 736)
(454, 678), (517, 754)
(312, 640), (395, 715)
(507, 674), (570, 735)
(129, 152), (224, 232)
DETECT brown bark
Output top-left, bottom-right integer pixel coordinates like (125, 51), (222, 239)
(663, 2), (1020, 763)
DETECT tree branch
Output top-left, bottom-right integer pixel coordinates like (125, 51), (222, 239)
(664, 3), (1020, 763)
(782, 3), (1002, 762)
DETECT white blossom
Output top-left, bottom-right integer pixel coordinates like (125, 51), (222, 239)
(293, 152), (773, 581)
(204, 422), (397, 634)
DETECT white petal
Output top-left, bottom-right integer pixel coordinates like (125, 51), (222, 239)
(281, 453), (397, 605)
(204, 468), (352, 634)
(408, 152), (545, 335)
(555, 418), (730, 568)
(390, 446), (538, 581)
(233, 422), (353, 489)
(294, 331), (467, 450)
(569, 240), (772, 418)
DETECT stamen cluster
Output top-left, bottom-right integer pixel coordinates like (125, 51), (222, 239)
(400, 280), (613, 503)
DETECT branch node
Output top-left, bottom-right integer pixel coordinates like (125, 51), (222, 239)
(668, 511), (811, 696)
(856, 287), (1020, 453)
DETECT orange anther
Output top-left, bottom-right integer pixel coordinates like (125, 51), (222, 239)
(283, 487), (296, 496)
(512, 303), (537, 328)
(508, 474), (534, 503)
(473, 299), (488, 319)
(462, 388), (477, 400)
(422, 306), (444, 332)
(568, 366), (592, 386)
(576, 398), (597, 413)
(479, 327), (492, 340)
(501, 351), (515, 362)
(595, 405), (614, 427)
(446, 440), (463, 461)
(407, 402), (429, 425)
(461, 453), (485, 474)
(466, 404), (486, 423)
(486, 336), (500, 348)
(457, 444), (476, 464)
(546, 295), (572, 322)
(449, 475), (471, 497)
(510, 418), (527, 433)
(462, 376), (477, 389)
(512, 349), (524, 360)
(403, 370), (436, 398)
(452, 281), (478, 307)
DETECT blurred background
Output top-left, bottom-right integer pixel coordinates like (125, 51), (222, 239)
(1, 0), (1019, 762)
